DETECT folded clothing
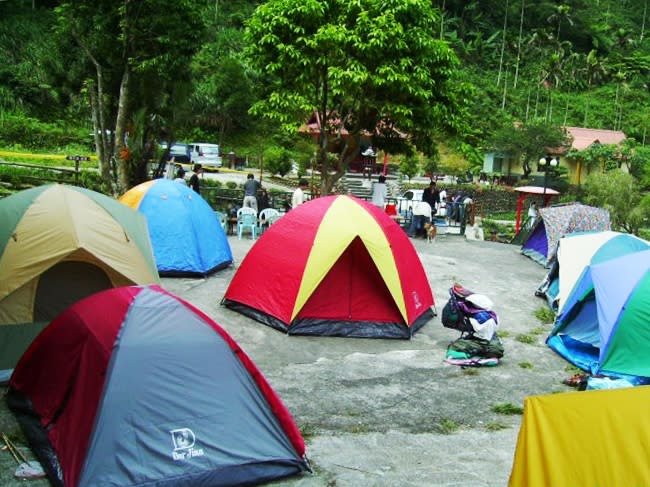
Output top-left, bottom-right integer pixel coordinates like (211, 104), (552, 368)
(445, 357), (500, 367)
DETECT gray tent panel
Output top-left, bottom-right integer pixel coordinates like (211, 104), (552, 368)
(78, 288), (305, 487)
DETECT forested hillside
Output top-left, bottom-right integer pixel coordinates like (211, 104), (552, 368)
(1, 0), (649, 187)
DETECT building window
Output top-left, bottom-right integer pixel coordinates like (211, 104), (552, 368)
(493, 157), (503, 173)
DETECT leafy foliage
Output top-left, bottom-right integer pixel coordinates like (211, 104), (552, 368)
(245, 0), (471, 193)
(583, 171), (650, 235)
(489, 120), (570, 177)
(263, 145), (292, 176)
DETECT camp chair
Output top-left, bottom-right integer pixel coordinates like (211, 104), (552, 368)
(258, 208), (281, 234)
(214, 211), (227, 231)
(237, 207), (258, 240)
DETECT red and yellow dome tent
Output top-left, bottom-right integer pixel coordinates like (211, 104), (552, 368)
(223, 195), (435, 338)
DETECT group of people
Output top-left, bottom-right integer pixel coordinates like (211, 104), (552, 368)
(241, 173), (309, 213)
(174, 164), (202, 194)
(174, 166), (311, 214)
(368, 174), (477, 238)
(407, 180), (449, 238)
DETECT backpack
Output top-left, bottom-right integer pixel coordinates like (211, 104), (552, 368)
(441, 292), (474, 333)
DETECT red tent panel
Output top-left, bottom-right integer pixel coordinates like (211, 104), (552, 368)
(297, 237), (403, 323)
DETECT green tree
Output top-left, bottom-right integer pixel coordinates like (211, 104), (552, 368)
(583, 171), (648, 235)
(399, 155), (419, 182)
(54, 0), (204, 192)
(489, 120), (569, 177)
(245, 0), (470, 195)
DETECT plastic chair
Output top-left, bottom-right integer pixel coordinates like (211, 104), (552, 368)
(258, 208), (280, 233)
(237, 207), (258, 240)
(214, 211), (227, 231)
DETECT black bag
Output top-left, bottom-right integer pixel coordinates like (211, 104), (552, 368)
(441, 292), (473, 333)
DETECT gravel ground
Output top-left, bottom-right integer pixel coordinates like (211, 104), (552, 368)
(1, 233), (570, 487)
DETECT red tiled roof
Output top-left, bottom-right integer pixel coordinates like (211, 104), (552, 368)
(565, 126), (626, 150)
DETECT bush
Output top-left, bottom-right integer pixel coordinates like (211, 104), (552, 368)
(264, 146), (292, 177)
(0, 112), (88, 150)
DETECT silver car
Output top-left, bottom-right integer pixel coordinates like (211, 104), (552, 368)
(190, 143), (222, 170)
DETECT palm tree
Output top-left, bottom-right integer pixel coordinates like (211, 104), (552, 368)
(547, 4), (574, 42)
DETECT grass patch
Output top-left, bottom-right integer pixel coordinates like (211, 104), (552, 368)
(498, 330), (511, 338)
(530, 326), (547, 336)
(518, 361), (534, 369)
(534, 307), (556, 324)
(486, 211), (516, 221)
(298, 422), (318, 440)
(439, 418), (461, 434)
(491, 403), (524, 415)
(564, 364), (582, 373)
(485, 422), (509, 431)
(345, 423), (371, 434)
(515, 333), (536, 344)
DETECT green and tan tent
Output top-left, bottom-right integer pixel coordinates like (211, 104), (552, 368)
(0, 184), (159, 378)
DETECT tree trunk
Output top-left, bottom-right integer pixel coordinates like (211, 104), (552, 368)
(501, 68), (509, 110)
(641, 0), (647, 40)
(513, 0), (525, 89)
(522, 156), (532, 178)
(114, 68), (131, 193)
(496, 0), (509, 88)
(76, 34), (115, 191)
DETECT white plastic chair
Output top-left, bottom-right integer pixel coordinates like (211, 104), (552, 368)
(237, 207), (258, 240)
(258, 208), (280, 233)
(214, 211), (227, 231)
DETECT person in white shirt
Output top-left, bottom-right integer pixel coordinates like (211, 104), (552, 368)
(408, 200), (432, 237)
(292, 179), (309, 208)
(371, 175), (387, 207)
(174, 166), (187, 185)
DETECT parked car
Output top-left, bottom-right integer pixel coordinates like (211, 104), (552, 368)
(190, 142), (222, 170)
(395, 189), (423, 216)
(160, 142), (192, 164)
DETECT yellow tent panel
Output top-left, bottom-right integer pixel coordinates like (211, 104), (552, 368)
(509, 386), (650, 487)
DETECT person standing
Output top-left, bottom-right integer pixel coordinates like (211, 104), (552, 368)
(422, 180), (440, 219)
(292, 179), (309, 209)
(371, 174), (387, 208)
(408, 200), (432, 238)
(189, 164), (203, 194)
(174, 166), (187, 185)
(243, 173), (261, 211)
(257, 187), (271, 212)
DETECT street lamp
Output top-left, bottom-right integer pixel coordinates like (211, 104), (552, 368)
(538, 155), (559, 198)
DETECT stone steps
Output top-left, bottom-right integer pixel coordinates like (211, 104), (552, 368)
(340, 172), (402, 199)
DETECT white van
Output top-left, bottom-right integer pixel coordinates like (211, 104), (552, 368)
(190, 143), (222, 170)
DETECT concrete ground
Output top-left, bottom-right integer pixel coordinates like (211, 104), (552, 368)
(161, 233), (567, 487)
(0, 232), (570, 487)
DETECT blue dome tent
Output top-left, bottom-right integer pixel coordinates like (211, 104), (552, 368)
(120, 179), (232, 275)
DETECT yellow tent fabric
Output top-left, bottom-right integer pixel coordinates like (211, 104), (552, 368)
(0, 184), (159, 373)
(509, 386), (650, 487)
(293, 196), (406, 321)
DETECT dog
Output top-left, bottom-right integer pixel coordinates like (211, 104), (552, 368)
(424, 222), (437, 243)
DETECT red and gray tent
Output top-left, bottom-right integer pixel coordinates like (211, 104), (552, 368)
(7, 285), (309, 487)
(223, 195), (435, 338)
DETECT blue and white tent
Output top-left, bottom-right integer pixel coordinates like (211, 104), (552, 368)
(537, 231), (650, 313)
(548, 249), (650, 382)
